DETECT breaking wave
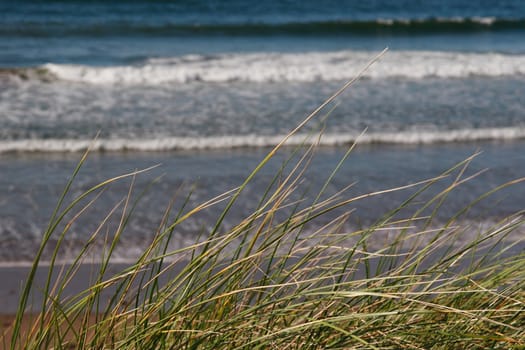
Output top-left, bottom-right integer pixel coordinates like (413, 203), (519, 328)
(4, 50), (525, 85)
(2, 127), (525, 153)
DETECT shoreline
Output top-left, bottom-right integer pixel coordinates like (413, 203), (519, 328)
(2, 235), (523, 315)
(0, 259), (194, 315)
(0, 263), (136, 315)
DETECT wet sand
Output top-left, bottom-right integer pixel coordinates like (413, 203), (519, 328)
(0, 263), (133, 314)
(0, 263), (140, 346)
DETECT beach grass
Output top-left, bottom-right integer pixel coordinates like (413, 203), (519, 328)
(3, 51), (525, 349)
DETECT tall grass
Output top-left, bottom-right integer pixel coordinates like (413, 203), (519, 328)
(4, 50), (525, 349)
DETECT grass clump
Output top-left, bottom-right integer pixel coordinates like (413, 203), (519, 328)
(3, 51), (525, 349)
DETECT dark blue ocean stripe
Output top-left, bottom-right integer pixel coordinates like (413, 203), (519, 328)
(1, 18), (524, 38)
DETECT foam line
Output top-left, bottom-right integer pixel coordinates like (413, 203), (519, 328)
(2, 127), (524, 153)
(30, 51), (525, 85)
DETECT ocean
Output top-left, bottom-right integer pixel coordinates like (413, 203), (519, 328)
(1, 0), (525, 263)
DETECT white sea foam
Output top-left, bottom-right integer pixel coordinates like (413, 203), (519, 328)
(41, 50), (525, 85)
(2, 127), (524, 153)
(470, 16), (497, 25)
(432, 16), (497, 25)
(0, 216), (522, 265)
(379, 16), (498, 25)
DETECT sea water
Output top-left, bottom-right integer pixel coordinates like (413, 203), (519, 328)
(1, 0), (525, 263)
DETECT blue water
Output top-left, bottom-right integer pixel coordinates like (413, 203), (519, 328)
(1, 0), (525, 262)
(2, 0), (525, 66)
